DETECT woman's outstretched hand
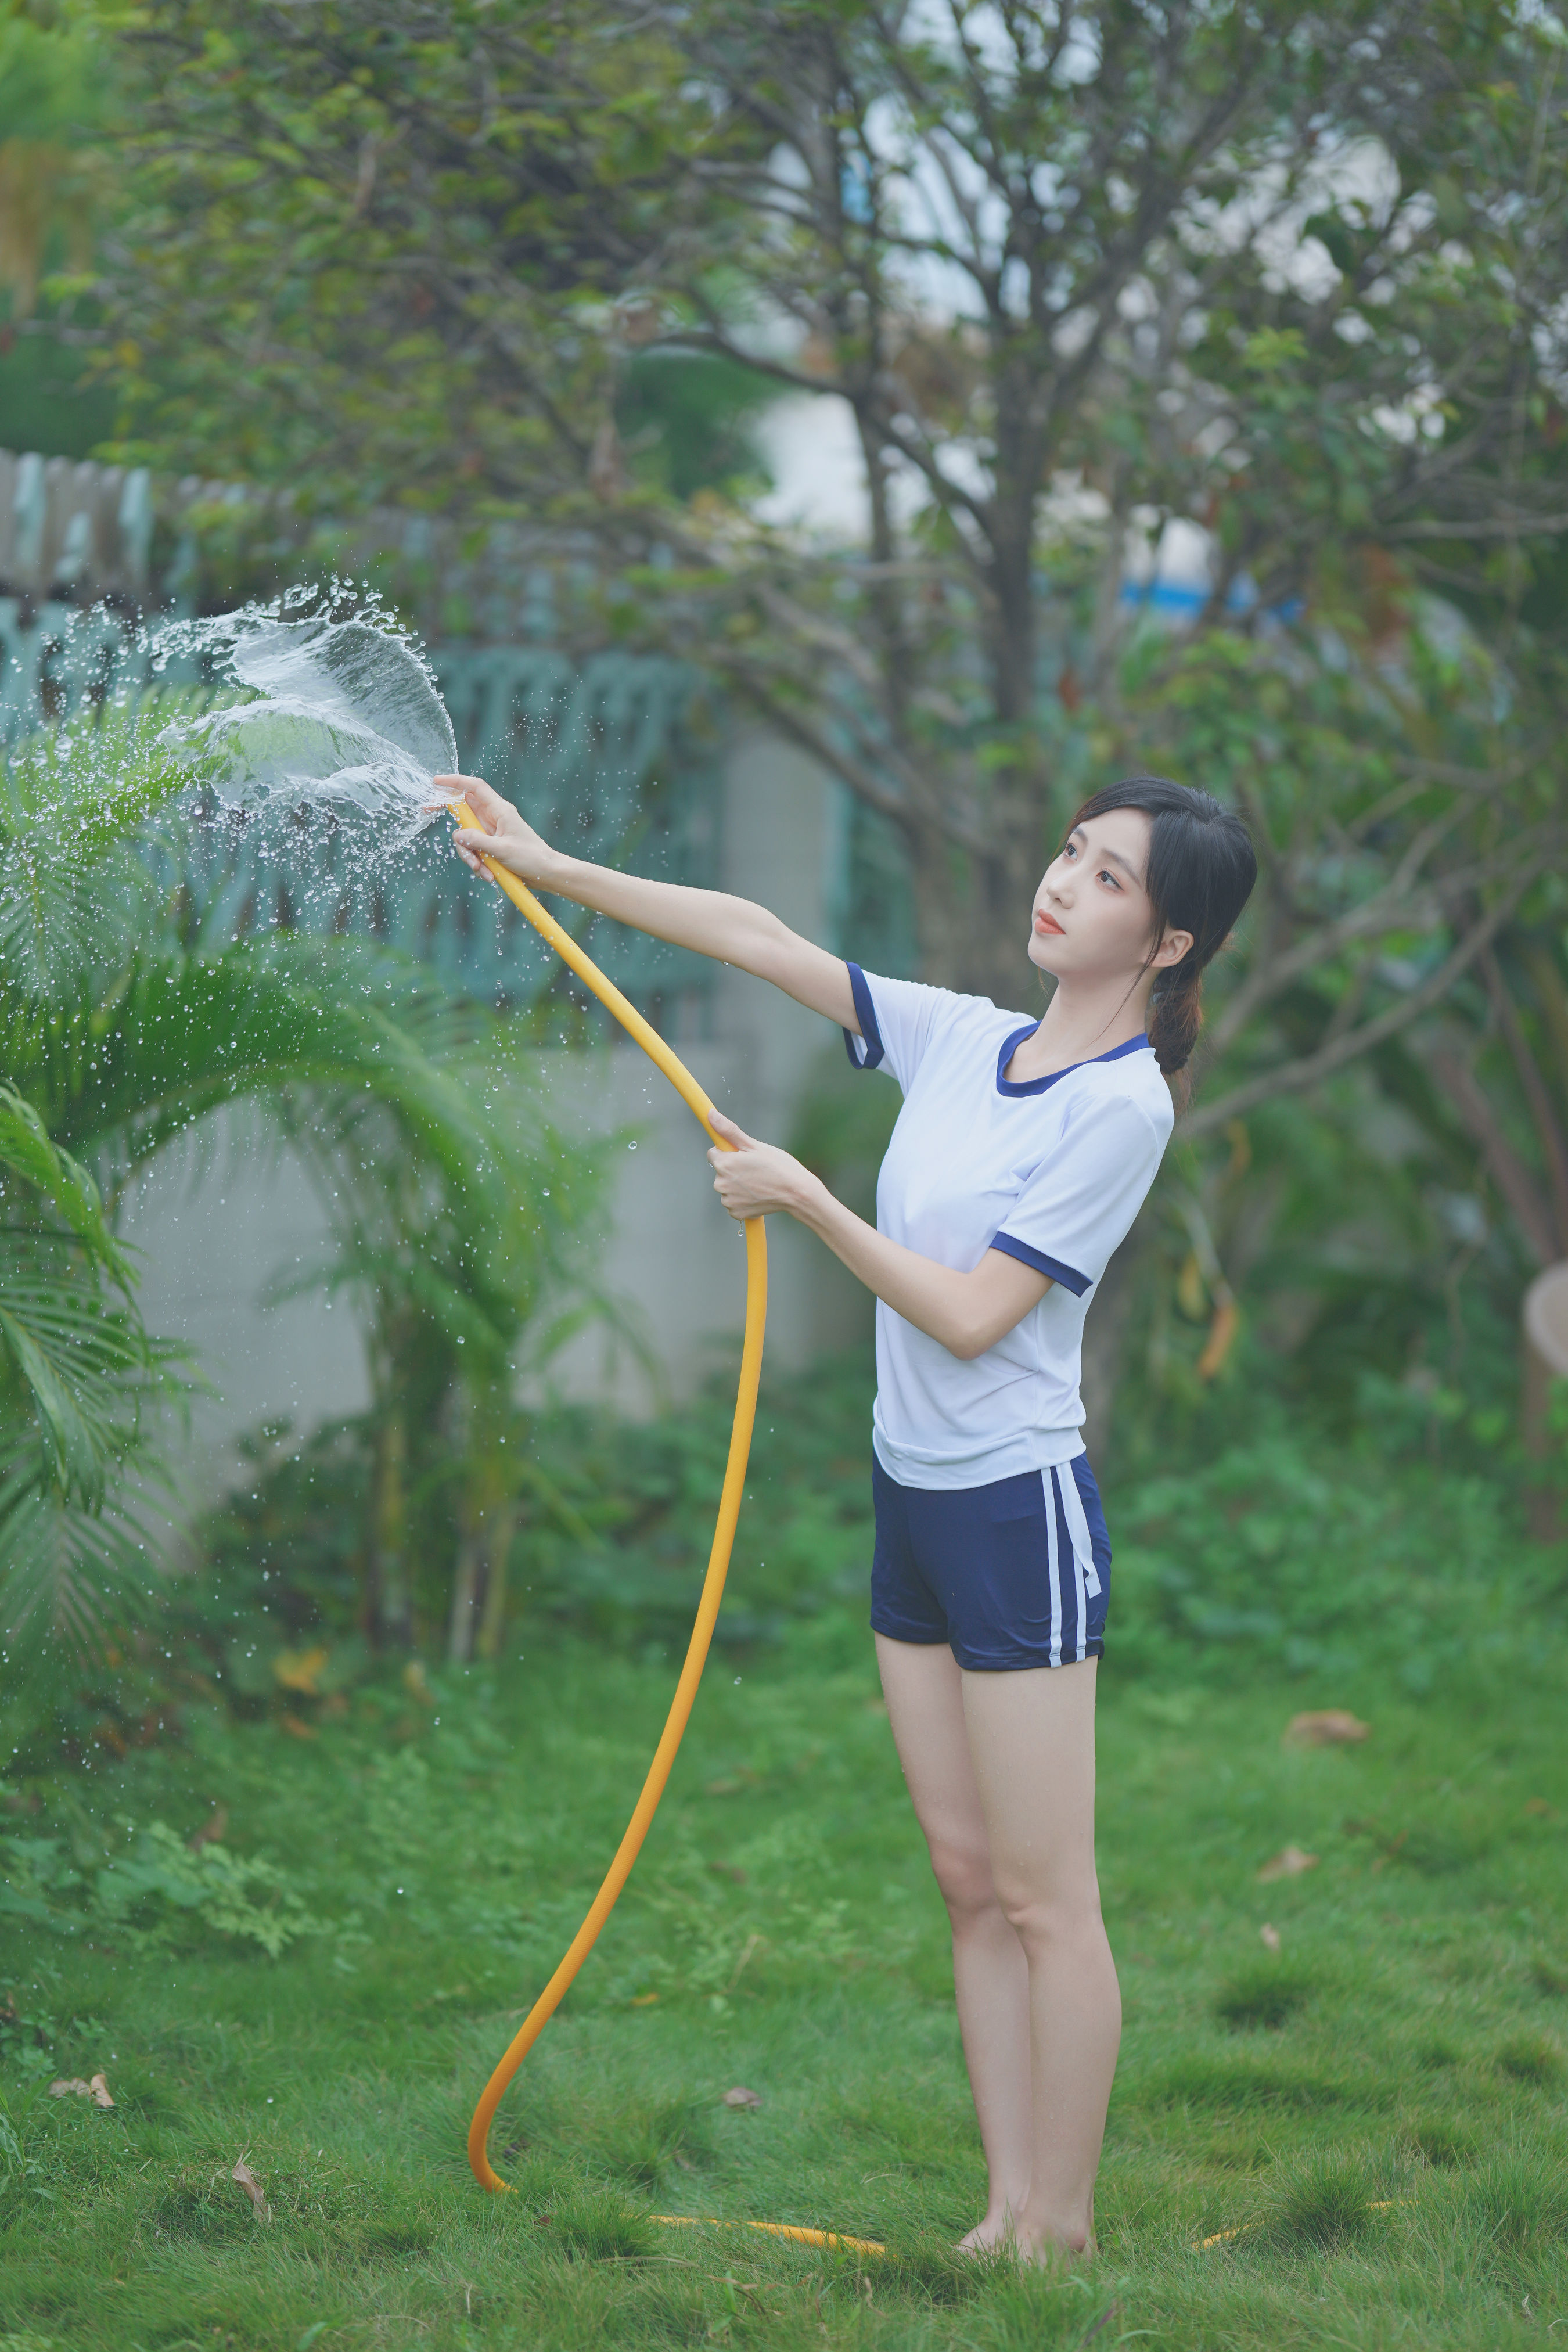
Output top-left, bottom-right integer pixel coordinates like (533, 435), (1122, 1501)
(706, 1110), (823, 1224)
(431, 774), (567, 889)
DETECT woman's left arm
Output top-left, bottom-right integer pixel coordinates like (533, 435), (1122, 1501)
(706, 1113), (1050, 1360)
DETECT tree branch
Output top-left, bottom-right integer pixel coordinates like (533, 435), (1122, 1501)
(1179, 876), (1536, 1140)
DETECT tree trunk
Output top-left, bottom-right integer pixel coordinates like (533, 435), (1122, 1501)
(476, 1502), (520, 1661)
(366, 1407), (411, 1648)
(905, 808), (1050, 1008)
(1080, 1218), (1146, 1473)
(447, 1527), (483, 1663)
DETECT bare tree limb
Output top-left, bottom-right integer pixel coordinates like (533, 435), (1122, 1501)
(1180, 876), (1535, 1140)
(1425, 1046), (1556, 1265)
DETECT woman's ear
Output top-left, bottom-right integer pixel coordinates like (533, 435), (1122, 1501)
(1154, 926), (1195, 969)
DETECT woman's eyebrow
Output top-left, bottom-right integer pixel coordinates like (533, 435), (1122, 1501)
(1072, 829), (1140, 882)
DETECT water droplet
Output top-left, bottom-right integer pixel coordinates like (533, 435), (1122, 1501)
(627, 1141), (638, 1151)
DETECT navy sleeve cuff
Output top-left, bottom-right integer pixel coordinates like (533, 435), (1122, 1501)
(990, 1232), (1093, 1297)
(841, 961), (886, 1071)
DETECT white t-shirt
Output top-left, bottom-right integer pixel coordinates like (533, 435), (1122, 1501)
(844, 964), (1174, 1489)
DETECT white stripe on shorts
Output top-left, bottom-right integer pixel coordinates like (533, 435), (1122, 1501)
(1042, 1466), (1064, 1666)
(1056, 1461), (1103, 1602)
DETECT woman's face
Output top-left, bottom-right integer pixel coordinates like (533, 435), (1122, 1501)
(1027, 807), (1193, 985)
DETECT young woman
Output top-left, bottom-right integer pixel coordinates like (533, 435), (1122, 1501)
(443, 769), (1257, 2263)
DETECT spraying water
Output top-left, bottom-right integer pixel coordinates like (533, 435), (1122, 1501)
(157, 595), (458, 828)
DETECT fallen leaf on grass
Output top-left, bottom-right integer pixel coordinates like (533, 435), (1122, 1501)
(631, 1993), (660, 2007)
(721, 2085), (763, 2109)
(1283, 1710), (1368, 1747)
(48, 2073), (115, 2108)
(1260, 1924), (1282, 1952)
(188, 1806), (229, 1851)
(273, 1645), (329, 1696)
(1257, 1846), (1318, 1882)
(280, 1714), (318, 1741)
(233, 2155), (271, 2220)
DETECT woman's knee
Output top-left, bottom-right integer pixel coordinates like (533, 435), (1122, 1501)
(925, 1834), (1000, 1922)
(992, 1878), (1103, 1953)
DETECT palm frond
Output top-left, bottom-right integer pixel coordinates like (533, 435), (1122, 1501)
(0, 1243), (182, 1505)
(0, 692), (221, 1003)
(0, 1438), (168, 1659)
(3, 936), (497, 1195)
(0, 1081), (128, 1283)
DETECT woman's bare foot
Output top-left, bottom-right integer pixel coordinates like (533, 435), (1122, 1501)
(1012, 2221), (1094, 2266)
(956, 2207), (1020, 2256)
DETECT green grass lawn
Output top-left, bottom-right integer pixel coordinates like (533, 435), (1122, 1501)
(2, 1604), (1566, 2350)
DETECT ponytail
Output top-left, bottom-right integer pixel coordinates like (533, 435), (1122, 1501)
(1148, 954), (1206, 1078)
(1064, 775), (1257, 1084)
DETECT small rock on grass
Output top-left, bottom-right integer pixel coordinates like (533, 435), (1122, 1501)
(722, 2085), (763, 2109)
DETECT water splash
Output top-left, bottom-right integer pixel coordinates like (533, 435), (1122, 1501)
(158, 595), (458, 826)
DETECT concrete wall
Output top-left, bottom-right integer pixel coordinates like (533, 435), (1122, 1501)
(121, 732), (867, 1497)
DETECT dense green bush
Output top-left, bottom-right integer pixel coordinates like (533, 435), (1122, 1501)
(168, 1328), (1565, 1740)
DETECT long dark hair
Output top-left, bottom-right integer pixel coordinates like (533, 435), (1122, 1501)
(1066, 775), (1257, 1078)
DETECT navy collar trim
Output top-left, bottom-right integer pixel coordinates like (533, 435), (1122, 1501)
(995, 1028), (1151, 1097)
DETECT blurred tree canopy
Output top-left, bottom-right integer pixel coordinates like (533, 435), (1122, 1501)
(85, 4), (1568, 1033)
(0, 3), (116, 454)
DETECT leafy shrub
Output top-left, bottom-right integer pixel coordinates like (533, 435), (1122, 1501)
(1, 1820), (321, 1957)
(160, 1345), (1568, 1716)
(1107, 1434), (1551, 1691)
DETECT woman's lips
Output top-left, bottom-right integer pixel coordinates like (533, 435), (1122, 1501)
(1034, 911), (1064, 936)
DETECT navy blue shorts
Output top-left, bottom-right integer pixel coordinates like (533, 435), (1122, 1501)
(870, 1455), (1112, 1671)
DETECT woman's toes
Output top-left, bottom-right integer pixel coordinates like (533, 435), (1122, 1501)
(955, 2214), (1015, 2256)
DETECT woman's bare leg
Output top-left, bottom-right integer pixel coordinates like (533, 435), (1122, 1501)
(875, 1633), (1033, 2245)
(960, 1657), (1119, 2259)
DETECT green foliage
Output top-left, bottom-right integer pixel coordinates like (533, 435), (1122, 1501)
(0, 1818), (321, 1958)
(0, 1066), (183, 1660)
(187, 1333), (1562, 1719)
(616, 352), (778, 504)
(94, 0), (744, 510)
(0, 8), (118, 456)
(188, 1354), (880, 1684)
(0, 693), (600, 1724)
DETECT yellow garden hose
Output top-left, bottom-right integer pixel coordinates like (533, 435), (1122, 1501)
(452, 804), (884, 2257)
(447, 809), (779, 2167)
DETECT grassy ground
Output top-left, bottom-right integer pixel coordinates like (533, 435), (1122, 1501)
(2, 1599), (1566, 2350)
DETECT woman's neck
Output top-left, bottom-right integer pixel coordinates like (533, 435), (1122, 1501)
(1004, 972), (1153, 1084)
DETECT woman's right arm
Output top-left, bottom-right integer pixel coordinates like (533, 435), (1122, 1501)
(437, 774), (858, 1030)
